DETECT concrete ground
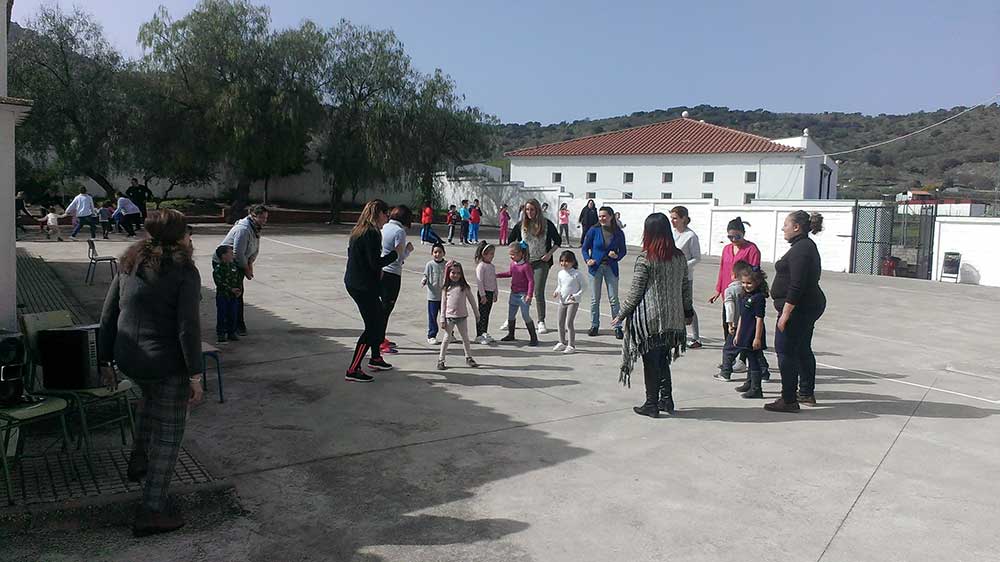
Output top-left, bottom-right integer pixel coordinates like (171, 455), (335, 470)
(8, 224), (1000, 562)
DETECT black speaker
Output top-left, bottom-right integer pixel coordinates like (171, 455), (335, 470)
(0, 330), (25, 406)
(37, 324), (103, 390)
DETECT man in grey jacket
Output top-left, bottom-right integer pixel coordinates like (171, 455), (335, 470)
(214, 204), (269, 335)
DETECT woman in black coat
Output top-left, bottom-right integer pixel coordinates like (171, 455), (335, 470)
(765, 211), (827, 413)
(99, 209), (202, 536)
(344, 199), (401, 382)
(578, 199), (598, 248)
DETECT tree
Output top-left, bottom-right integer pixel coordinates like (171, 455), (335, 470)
(139, 0), (325, 221)
(9, 5), (130, 198)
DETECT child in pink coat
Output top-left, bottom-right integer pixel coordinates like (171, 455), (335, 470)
(497, 241), (538, 345)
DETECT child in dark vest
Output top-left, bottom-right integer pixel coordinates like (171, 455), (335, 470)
(733, 267), (770, 398)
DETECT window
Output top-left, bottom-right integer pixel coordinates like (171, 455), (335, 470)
(743, 193), (756, 204)
(552, 172), (562, 183)
(745, 171), (757, 183)
(623, 172), (634, 184)
(702, 172), (715, 183)
(701, 192), (714, 199)
(585, 191), (597, 199)
(623, 192), (633, 199)
(661, 172), (673, 183)
(586, 172), (597, 183)
(661, 192), (673, 199)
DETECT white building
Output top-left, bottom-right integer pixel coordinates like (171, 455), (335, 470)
(506, 116), (838, 206)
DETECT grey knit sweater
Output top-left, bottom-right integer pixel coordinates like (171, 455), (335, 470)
(618, 250), (694, 386)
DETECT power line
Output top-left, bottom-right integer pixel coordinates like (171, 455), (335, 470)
(804, 92), (1000, 159)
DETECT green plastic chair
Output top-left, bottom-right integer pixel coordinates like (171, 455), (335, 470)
(19, 311), (136, 467)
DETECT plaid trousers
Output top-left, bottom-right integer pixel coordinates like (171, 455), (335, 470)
(133, 375), (190, 512)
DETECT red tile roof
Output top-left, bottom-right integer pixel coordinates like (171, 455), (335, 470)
(505, 118), (802, 158)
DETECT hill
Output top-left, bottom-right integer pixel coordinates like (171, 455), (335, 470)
(493, 104), (1000, 202)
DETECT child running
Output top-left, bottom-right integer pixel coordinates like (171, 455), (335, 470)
(551, 250), (584, 353)
(437, 261), (480, 370)
(733, 267), (770, 399)
(715, 260), (753, 381)
(41, 207), (64, 241)
(421, 243), (448, 344)
(497, 242), (538, 346)
(474, 242), (499, 344)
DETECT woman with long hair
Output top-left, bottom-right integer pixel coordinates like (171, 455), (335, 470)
(578, 199), (598, 248)
(379, 205), (415, 354)
(766, 211), (827, 413)
(581, 205), (627, 338)
(343, 199), (402, 382)
(611, 213), (693, 418)
(670, 206), (702, 348)
(99, 209), (203, 536)
(507, 198), (562, 334)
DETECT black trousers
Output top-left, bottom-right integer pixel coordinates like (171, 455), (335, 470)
(775, 300), (825, 402)
(381, 272), (402, 342)
(348, 287), (385, 358)
(236, 294), (246, 332)
(641, 346), (672, 401)
(477, 290), (495, 337)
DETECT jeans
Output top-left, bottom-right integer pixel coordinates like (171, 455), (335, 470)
(775, 301), (825, 402)
(507, 292), (533, 325)
(427, 300), (442, 339)
(215, 294), (238, 336)
(530, 260), (551, 322)
(422, 226), (443, 245)
(558, 223), (571, 246)
(720, 329), (740, 374)
(469, 222), (480, 242)
(461, 220), (470, 243)
(477, 290), (495, 336)
(71, 215), (98, 238)
(590, 263), (621, 328)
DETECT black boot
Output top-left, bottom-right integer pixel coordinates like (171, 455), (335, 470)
(525, 321), (539, 347)
(127, 448), (148, 482)
(741, 371), (763, 399)
(633, 369), (660, 418)
(500, 319), (516, 342)
(658, 370), (674, 413)
(735, 374), (752, 393)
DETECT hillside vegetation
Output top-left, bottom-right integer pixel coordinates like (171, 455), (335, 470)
(494, 104), (1000, 201)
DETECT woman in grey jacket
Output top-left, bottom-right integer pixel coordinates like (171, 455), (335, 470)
(611, 213), (694, 418)
(99, 209), (203, 537)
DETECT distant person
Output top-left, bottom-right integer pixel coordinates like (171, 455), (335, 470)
(469, 198), (482, 243)
(611, 212), (693, 418)
(64, 186), (98, 240)
(557, 203), (571, 246)
(446, 205), (460, 245)
(578, 199), (598, 248)
(765, 211), (827, 413)
(98, 209), (202, 537)
(114, 192), (142, 238)
(214, 204), (269, 336)
(126, 178), (155, 227)
(458, 199), (471, 245)
(541, 202), (550, 220)
(615, 212), (625, 230)
(212, 245), (243, 343)
(98, 201), (115, 239)
(670, 206), (702, 348)
(498, 204), (511, 246)
(15, 191), (34, 234)
(420, 201), (435, 244)
(40, 207), (64, 241)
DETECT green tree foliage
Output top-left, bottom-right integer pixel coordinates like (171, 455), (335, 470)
(9, 5), (130, 198)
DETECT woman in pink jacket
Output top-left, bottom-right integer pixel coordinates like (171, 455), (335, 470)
(710, 216), (761, 304)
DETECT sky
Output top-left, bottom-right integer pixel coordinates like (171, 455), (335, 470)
(11, 0), (1000, 124)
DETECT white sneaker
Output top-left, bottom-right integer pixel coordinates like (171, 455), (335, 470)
(563, 345), (576, 354)
(476, 335), (489, 344)
(499, 320), (509, 331)
(484, 333), (495, 343)
(69, 235), (77, 241)
(552, 342), (565, 352)
(733, 360), (748, 373)
(427, 337), (437, 345)
(536, 321), (548, 334)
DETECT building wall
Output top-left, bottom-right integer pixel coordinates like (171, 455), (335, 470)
(509, 152), (812, 206)
(932, 217), (1000, 286)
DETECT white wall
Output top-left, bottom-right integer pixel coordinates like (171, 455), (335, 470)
(932, 217), (1000, 286)
(899, 203), (987, 217)
(509, 152), (813, 206)
(456, 163), (503, 182)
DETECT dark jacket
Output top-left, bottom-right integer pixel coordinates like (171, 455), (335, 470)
(99, 259), (202, 380)
(213, 260), (243, 297)
(344, 228), (398, 291)
(771, 234), (824, 311)
(509, 220), (562, 263)
(581, 225), (627, 276)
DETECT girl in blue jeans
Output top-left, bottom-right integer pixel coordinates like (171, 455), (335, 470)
(497, 242), (538, 346)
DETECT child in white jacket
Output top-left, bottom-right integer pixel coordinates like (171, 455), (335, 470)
(551, 250), (585, 353)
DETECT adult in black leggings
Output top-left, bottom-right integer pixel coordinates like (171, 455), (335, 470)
(765, 211), (826, 413)
(344, 199), (400, 382)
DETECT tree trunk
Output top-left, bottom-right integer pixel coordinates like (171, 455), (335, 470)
(158, 182), (178, 209)
(227, 176), (252, 223)
(263, 176), (270, 206)
(327, 174), (342, 224)
(83, 169), (117, 199)
(419, 171), (436, 209)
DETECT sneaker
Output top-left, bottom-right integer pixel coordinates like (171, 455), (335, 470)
(484, 333), (496, 343)
(798, 394), (817, 406)
(476, 335), (489, 345)
(499, 320), (509, 331)
(437, 360), (447, 370)
(384, 339), (398, 348)
(69, 235), (77, 241)
(732, 360), (748, 373)
(552, 342), (565, 352)
(764, 398), (800, 413)
(713, 371), (732, 381)
(227, 332), (240, 342)
(427, 337), (438, 345)
(762, 370), (772, 382)
(345, 370), (374, 382)
(216, 335), (228, 344)
(465, 357), (479, 368)
(368, 358), (393, 371)
(587, 327), (599, 337)
(615, 328), (624, 340)
(536, 321), (548, 334)
(563, 345), (576, 354)
(688, 341), (703, 349)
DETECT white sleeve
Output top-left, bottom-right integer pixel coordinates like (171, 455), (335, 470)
(687, 233), (702, 267)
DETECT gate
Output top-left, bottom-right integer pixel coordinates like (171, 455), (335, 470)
(850, 202), (895, 275)
(890, 202), (938, 279)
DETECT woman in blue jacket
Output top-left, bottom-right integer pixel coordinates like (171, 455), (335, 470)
(582, 206), (627, 338)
